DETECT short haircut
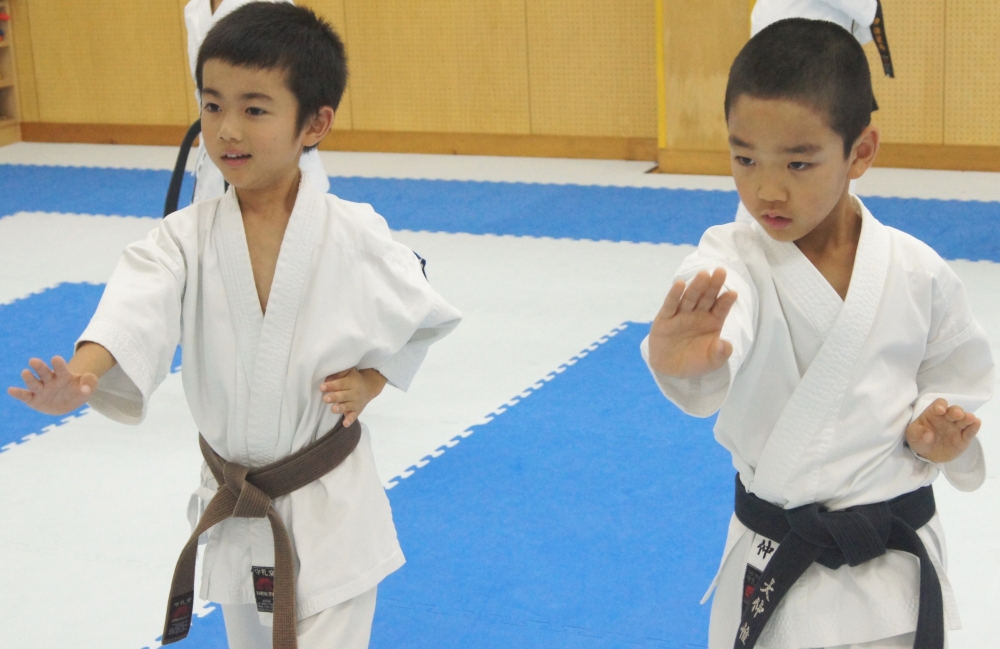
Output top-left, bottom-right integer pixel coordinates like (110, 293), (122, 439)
(724, 18), (874, 157)
(196, 2), (348, 148)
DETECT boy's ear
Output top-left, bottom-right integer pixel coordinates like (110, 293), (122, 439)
(848, 124), (880, 180)
(301, 106), (336, 149)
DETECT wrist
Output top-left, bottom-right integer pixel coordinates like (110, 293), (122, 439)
(360, 368), (387, 396)
(69, 342), (117, 378)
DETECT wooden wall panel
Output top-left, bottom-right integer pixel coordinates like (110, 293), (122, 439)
(662, 0), (748, 152)
(944, 0), (1000, 146)
(8, 0), (38, 122)
(864, 0), (945, 145)
(176, 0), (199, 125)
(26, 0), (190, 125)
(344, 0), (530, 134)
(525, 0), (657, 138)
(298, 0), (352, 130)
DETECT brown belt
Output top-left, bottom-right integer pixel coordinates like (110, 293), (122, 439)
(161, 419), (362, 649)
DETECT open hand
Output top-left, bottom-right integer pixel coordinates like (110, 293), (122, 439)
(647, 268), (738, 378)
(906, 398), (980, 464)
(319, 368), (387, 427)
(7, 356), (97, 415)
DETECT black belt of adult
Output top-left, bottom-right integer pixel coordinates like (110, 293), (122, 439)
(732, 475), (941, 649)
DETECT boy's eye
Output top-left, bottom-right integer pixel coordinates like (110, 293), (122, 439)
(203, 102), (221, 113)
(788, 161), (812, 171)
(735, 156), (754, 167)
(246, 107), (267, 116)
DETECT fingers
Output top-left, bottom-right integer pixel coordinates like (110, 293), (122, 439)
(695, 268), (728, 311)
(961, 418), (981, 444)
(712, 289), (738, 322)
(7, 386), (34, 404)
(657, 279), (687, 320)
(342, 412), (357, 427)
(678, 271), (712, 313)
(321, 369), (353, 390)
(21, 368), (43, 392)
(323, 389), (352, 405)
(945, 405), (965, 422)
(29, 358), (55, 383)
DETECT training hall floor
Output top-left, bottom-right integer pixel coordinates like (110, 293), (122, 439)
(1, 143), (999, 649)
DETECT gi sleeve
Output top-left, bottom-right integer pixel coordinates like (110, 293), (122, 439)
(910, 260), (994, 491)
(77, 219), (187, 424)
(348, 212), (462, 392)
(641, 224), (758, 417)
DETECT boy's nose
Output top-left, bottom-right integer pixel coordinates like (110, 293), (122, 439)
(757, 180), (787, 203)
(216, 115), (242, 142)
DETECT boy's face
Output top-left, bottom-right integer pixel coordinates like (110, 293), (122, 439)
(727, 96), (872, 243)
(200, 59), (331, 192)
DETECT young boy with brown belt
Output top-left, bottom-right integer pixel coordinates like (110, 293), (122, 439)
(8, 5), (461, 648)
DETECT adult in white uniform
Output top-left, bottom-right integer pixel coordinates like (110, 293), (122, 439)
(185, 0), (331, 203)
(644, 20), (992, 649)
(735, 0), (878, 224)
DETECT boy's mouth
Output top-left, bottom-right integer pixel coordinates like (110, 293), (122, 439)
(221, 152), (252, 168)
(760, 211), (792, 230)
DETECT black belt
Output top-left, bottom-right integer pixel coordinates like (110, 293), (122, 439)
(732, 475), (942, 649)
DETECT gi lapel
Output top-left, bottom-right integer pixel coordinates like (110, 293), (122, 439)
(244, 180), (323, 464)
(750, 203), (890, 506)
(215, 188), (265, 463)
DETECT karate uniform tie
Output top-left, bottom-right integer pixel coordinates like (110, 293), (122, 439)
(161, 419), (362, 649)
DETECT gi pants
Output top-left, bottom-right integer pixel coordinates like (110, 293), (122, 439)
(221, 587), (377, 649)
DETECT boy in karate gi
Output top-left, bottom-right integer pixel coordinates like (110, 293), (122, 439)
(8, 4), (461, 648)
(185, 0), (331, 202)
(643, 19), (992, 649)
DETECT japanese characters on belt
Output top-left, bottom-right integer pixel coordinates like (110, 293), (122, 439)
(641, 200), (994, 648)
(78, 178), (461, 624)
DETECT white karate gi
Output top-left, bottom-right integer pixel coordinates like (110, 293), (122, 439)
(642, 197), (994, 648)
(184, 0), (331, 203)
(78, 178), (461, 623)
(751, 0), (877, 42)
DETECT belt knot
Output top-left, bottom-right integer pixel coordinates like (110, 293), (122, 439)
(222, 461), (271, 519)
(786, 501), (892, 568)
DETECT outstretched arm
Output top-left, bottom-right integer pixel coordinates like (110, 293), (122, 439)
(7, 342), (117, 416)
(647, 268), (739, 379)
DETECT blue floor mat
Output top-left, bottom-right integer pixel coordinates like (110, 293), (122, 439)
(371, 322), (733, 648)
(130, 323), (732, 649)
(0, 283), (107, 450)
(2, 165), (998, 261)
(0, 283), (181, 452)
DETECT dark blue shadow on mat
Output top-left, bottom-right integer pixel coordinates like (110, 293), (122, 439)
(372, 322), (733, 649)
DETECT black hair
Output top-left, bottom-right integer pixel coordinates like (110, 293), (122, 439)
(724, 18), (873, 157)
(196, 2), (348, 151)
